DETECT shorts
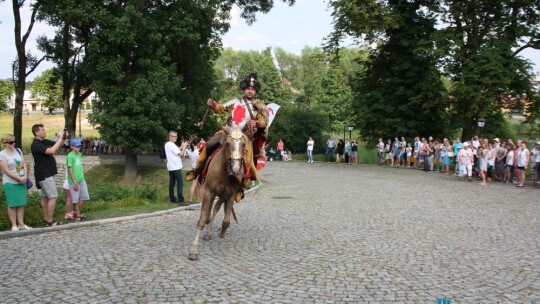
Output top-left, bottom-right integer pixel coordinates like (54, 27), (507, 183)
(39, 176), (59, 198)
(517, 166), (525, 170)
(506, 165), (514, 170)
(69, 181), (90, 203)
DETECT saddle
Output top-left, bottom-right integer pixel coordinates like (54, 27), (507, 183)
(201, 146), (250, 180)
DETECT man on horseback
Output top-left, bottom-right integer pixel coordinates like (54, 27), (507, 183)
(186, 72), (269, 202)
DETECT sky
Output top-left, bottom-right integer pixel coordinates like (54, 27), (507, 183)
(1, 0), (539, 80)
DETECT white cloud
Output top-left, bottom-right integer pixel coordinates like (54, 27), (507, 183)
(233, 33), (270, 45)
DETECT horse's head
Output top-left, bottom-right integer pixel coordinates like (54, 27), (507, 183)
(221, 125), (247, 178)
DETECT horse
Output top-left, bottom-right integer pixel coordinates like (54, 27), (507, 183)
(188, 125), (248, 261)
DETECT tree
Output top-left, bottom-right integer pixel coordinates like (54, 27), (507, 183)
(35, 0), (94, 137)
(84, 0), (294, 183)
(328, 0), (540, 140)
(30, 68), (63, 113)
(439, 0), (539, 138)
(9, 0), (48, 147)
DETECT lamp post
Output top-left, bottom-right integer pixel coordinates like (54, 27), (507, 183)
(477, 117), (486, 138)
(348, 125), (353, 141)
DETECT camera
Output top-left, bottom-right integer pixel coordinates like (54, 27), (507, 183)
(63, 128), (68, 140)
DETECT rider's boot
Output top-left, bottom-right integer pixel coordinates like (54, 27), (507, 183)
(186, 133), (223, 181)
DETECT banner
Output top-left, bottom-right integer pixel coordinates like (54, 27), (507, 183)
(267, 103), (280, 128)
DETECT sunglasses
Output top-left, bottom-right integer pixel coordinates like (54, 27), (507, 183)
(3, 141), (15, 145)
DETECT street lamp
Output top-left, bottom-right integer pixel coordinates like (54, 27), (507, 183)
(348, 125), (354, 140)
(477, 117), (486, 138)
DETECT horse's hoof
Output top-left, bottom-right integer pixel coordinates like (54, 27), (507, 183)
(188, 253), (199, 260)
(203, 235), (212, 241)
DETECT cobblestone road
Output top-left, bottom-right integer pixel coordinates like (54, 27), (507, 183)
(1, 161), (539, 303)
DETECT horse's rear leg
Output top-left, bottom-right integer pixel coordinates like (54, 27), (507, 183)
(219, 197), (235, 238)
(188, 194), (213, 261)
(204, 198), (223, 241)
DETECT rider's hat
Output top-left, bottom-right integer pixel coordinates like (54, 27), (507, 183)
(239, 72), (261, 92)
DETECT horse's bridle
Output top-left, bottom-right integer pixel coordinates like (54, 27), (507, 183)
(225, 129), (246, 177)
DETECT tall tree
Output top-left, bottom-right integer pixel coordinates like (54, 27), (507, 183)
(35, 0), (94, 137)
(10, 0), (48, 147)
(440, 0), (539, 137)
(84, 0), (294, 183)
(330, 0), (447, 141)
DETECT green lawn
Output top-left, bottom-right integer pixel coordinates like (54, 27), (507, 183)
(0, 112), (100, 153)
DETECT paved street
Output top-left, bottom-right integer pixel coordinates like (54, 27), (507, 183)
(1, 161), (539, 303)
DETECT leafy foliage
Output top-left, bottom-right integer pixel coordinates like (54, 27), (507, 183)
(0, 80), (14, 112)
(30, 68), (63, 113)
(327, 0), (540, 140)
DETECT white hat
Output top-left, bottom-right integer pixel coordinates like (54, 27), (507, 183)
(463, 142), (470, 147)
(493, 138), (500, 143)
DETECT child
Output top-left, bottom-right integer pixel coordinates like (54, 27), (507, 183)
(63, 173), (75, 220)
(186, 138), (201, 204)
(406, 143), (413, 168)
(67, 139), (90, 222)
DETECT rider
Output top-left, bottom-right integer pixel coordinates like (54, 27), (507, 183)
(186, 72), (269, 201)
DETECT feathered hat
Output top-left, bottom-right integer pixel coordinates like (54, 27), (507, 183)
(239, 72), (261, 92)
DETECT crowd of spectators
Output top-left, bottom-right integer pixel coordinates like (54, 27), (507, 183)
(376, 135), (540, 188)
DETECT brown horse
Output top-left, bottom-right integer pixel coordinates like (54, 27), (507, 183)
(188, 125), (248, 261)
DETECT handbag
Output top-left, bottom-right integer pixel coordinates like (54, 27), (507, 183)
(15, 148), (33, 189)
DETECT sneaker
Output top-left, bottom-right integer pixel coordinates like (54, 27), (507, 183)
(18, 225), (32, 230)
(11, 226), (19, 231)
(179, 201), (190, 207)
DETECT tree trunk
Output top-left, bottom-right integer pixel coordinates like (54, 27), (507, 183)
(124, 148), (138, 184)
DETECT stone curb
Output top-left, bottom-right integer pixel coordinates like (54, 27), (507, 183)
(0, 181), (262, 240)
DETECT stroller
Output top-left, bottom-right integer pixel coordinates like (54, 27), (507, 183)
(266, 146), (277, 161)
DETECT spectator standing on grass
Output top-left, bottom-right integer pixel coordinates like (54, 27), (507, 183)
(165, 131), (189, 206)
(67, 139), (90, 222)
(516, 140), (530, 188)
(325, 136), (335, 162)
(0, 134), (32, 231)
(31, 124), (66, 227)
(306, 137), (314, 163)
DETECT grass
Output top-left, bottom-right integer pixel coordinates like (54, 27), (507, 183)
(0, 112), (100, 153)
(0, 164), (197, 231)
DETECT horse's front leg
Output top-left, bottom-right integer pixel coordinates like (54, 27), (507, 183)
(188, 193), (214, 261)
(219, 196), (236, 238)
(204, 197), (223, 241)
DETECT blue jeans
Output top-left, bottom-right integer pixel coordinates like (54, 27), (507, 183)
(422, 155), (429, 171)
(324, 148), (334, 162)
(307, 149), (313, 162)
(168, 169), (184, 203)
